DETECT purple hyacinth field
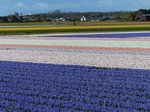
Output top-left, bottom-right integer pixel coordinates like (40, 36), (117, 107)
(48, 32), (150, 38)
(0, 61), (150, 112)
(0, 32), (150, 112)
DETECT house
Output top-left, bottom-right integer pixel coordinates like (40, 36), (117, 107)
(91, 14), (103, 21)
(44, 17), (52, 22)
(59, 18), (65, 22)
(23, 16), (36, 22)
(136, 14), (150, 21)
(135, 10), (150, 21)
(80, 16), (86, 21)
(142, 14), (150, 21)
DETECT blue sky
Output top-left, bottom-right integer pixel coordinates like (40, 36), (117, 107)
(0, 0), (150, 16)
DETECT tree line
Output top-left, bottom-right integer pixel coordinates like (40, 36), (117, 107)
(0, 9), (149, 23)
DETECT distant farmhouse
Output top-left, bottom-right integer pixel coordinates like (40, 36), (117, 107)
(80, 16), (86, 21)
(136, 14), (150, 21)
(136, 9), (150, 21)
(91, 13), (112, 21)
(23, 15), (37, 22)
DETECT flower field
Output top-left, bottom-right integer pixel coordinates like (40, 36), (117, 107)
(0, 61), (150, 112)
(1, 22), (150, 35)
(0, 32), (150, 111)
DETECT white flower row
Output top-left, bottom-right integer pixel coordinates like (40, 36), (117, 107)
(0, 49), (149, 69)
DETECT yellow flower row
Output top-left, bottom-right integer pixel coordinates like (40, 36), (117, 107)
(0, 24), (150, 31)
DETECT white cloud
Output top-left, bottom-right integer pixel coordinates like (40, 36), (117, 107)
(34, 2), (49, 10)
(98, 0), (113, 6)
(48, 2), (80, 10)
(133, 0), (150, 6)
(61, 3), (80, 8)
(14, 2), (28, 8)
(33, 2), (79, 11)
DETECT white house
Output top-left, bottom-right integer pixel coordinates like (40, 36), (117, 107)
(80, 16), (86, 21)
